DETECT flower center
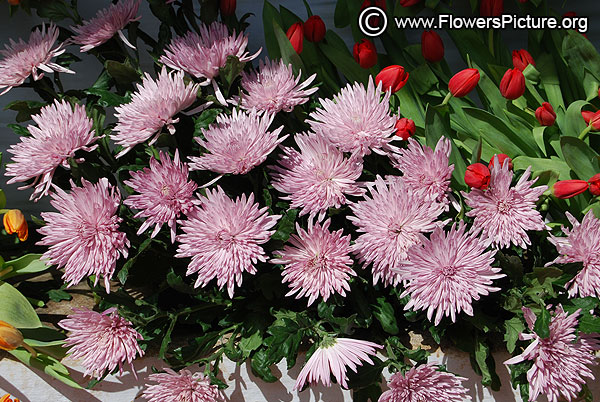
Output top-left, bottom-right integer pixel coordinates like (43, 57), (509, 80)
(216, 230), (234, 248)
(441, 265), (457, 277)
(497, 199), (511, 214)
(308, 254), (328, 272)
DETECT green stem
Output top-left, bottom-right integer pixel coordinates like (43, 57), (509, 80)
(440, 92), (453, 106)
(488, 29), (494, 57)
(579, 124), (593, 140)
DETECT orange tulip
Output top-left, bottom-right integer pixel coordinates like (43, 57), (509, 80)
(3, 209), (28, 241)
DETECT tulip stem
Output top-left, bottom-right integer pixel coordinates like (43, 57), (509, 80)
(21, 342), (37, 358)
(488, 29), (494, 57)
(578, 124), (593, 140)
(441, 92), (452, 106)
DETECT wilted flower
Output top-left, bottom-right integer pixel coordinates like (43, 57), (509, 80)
(3, 209), (28, 241)
(5, 99), (97, 201)
(59, 307), (144, 379)
(143, 368), (224, 402)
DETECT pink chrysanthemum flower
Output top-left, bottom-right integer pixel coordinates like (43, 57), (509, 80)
(379, 363), (472, 402)
(123, 150), (198, 243)
(348, 176), (446, 286)
(160, 21), (260, 82)
(294, 337), (382, 390)
(391, 137), (454, 205)
(112, 67), (199, 158)
(143, 368), (224, 402)
(400, 222), (504, 325)
(188, 109), (285, 175)
(504, 306), (600, 402)
(270, 133), (364, 221)
(239, 58), (318, 114)
(462, 158), (548, 249)
(37, 178), (129, 292)
(546, 211), (600, 298)
(308, 78), (397, 158)
(70, 0), (141, 52)
(5, 99), (97, 201)
(58, 307), (144, 379)
(0, 23), (73, 95)
(271, 219), (355, 306)
(175, 187), (280, 297)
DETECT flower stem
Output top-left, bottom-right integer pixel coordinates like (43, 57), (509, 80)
(578, 124), (593, 141)
(441, 92), (452, 106)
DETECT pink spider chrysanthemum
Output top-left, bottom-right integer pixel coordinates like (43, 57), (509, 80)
(462, 157), (548, 249)
(400, 222), (504, 325)
(390, 137), (454, 206)
(37, 178), (129, 292)
(348, 176), (446, 286)
(112, 67), (199, 158)
(5, 99), (97, 201)
(58, 307), (144, 379)
(270, 133), (364, 221)
(175, 187), (280, 297)
(546, 211), (600, 298)
(123, 150), (198, 243)
(188, 108), (285, 175)
(379, 363), (472, 402)
(70, 0), (141, 52)
(504, 306), (600, 402)
(143, 368), (224, 402)
(0, 23), (74, 95)
(239, 58), (318, 114)
(271, 219), (355, 306)
(294, 337), (383, 390)
(308, 78), (397, 158)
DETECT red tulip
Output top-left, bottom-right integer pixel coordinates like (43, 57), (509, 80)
(500, 68), (525, 100)
(582, 110), (600, 131)
(552, 180), (589, 199)
(588, 174), (600, 196)
(286, 22), (304, 54)
(488, 154), (513, 170)
(395, 118), (416, 140)
(375, 65), (409, 93)
(304, 15), (326, 43)
(480, 0), (503, 16)
(512, 49), (535, 72)
(399, 0), (421, 6)
(361, 0), (386, 27)
(563, 11), (588, 39)
(535, 102), (556, 126)
(219, 0), (236, 16)
(448, 68), (480, 97)
(465, 163), (491, 190)
(353, 39), (377, 69)
(421, 30), (444, 63)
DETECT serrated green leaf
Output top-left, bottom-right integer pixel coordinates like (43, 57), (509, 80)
(533, 308), (551, 339)
(250, 348), (278, 382)
(372, 297), (399, 335)
(504, 317), (525, 353)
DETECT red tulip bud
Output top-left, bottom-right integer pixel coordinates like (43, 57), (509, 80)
(465, 163), (491, 190)
(552, 180), (589, 199)
(375, 65), (409, 93)
(399, 0), (421, 6)
(512, 49), (535, 72)
(304, 15), (326, 43)
(353, 39), (377, 69)
(588, 174), (600, 196)
(535, 102), (556, 126)
(286, 22), (304, 54)
(480, 0), (503, 16)
(500, 68), (526, 100)
(582, 110), (600, 131)
(448, 68), (480, 97)
(421, 30), (444, 63)
(361, 0), (386, 27)
(395, 118), (416, 140)
(219, 0), (236, 16)
(489, 154), (513, 170)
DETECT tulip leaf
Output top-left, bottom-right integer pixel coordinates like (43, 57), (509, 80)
(1, 254), (49, 280)
(262, 0), (283, 60)
(558, 100), (589, 138)
(334, 0), (349, 28)
(319, 42), (369, 84)
(0, 189), (5, 210)
(0, 281), (42, 329)
(272, 20), (305, 76)
(560, 136), (600, 180)
(562, 31), (600, 86)
(512, 156), (571, 181)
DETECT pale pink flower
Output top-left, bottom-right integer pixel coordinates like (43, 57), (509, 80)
(546, 211), (600, 298)
(5, 99), (97, 201)
(348, 176), (446, 286)
(143, 368), (224, 402)
(58, 307), (144, 379)
(390, 137), (454, 205)
(0, 23), (73, 95)
(379, 363), (471, 402)
(112, 67), (199, 158)
(504, 306), (600, 402)
(308, 78), (397, 158)
(175, 187), (280, 297)
(70, 0), (141, 52)
(400, 222), (504, 325)
(271, 219), (355, 306)
(37, 178), (129, 292)
(294, 337), (383, 390)
(270, 133), (364, 221)
(188, 109), (285, 175)
(462, 158), (548, 249)
(239, 58), (317, 114)
(123, 150), (198, 243)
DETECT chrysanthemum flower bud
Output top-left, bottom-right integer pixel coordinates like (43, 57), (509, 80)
(588, 174), (600, 196)
(488, 154), (513, 170)
(552, 180), (589, 199)
(465, 163), (491, 190)
(3, 209), (28, 241)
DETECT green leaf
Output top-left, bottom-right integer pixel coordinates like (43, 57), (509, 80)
(159, 314), (178, 359)
(504, 317), (525, 353)
(194, 109), (221, 135)
(0, 189), (5, 209)
(512, 156), (572, 180)
(1, 254), (48, 280)
(579, 315), (600, 334)
(85, 88), (130, 107)
(346, 356), (385, 389)
(47, 289), (72, 302)
(118, 237), (153, 285)
(20, 326), (66, 348)
(559, 100), (589, 137)
(560, 136), (600, 180)
(334, 0), (349, 28)
(35, 0), (72, 21)
(105, 60), (140, 88)
(262, 0), (283, 60)
(5, 100), (45, 123)
(319, 42), (369, 84)
(7, 123), (30, 136)
(372, 297), (399, 335)
(219, 56), (246, 92)
(272, 20), (305, 75)
(8, 348), (82, 389)
(474, 338), (501, 389)
(533, 308), (551, 339)
(239, 330), (263, 358)
(271, 209), (298, 241)
(250, 348), (278, 382)
(0, 281), (42, 328)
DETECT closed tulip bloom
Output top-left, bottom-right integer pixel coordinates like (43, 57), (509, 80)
(552, 180), (589, 199)
(488, 154), (512, 170)
(395, 118), (416, 140)
(3, 209), (27, 241)
(465, 163), (491, 190)
(500, 68), (525, 100)
(399, 0), (421, 6)
(7, 0), (20, 5)
(360, 0), (386, 27)
(286, 22), (304, 54)
(304, 15), (326, 42)
(582, 110), (600, 130)
(588, 174), (600, 196)
(421, 30), (444, 62)
(220, 0), (235, 16)
(535, 102), (556, 126)
(480, 0), (503, 16)
(0, 321), (23, 351)
(448, 68), (480, 97)
(375, 65), (408, 92)
(353, 39), (377, 69)
(512, 49), (535, 72)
